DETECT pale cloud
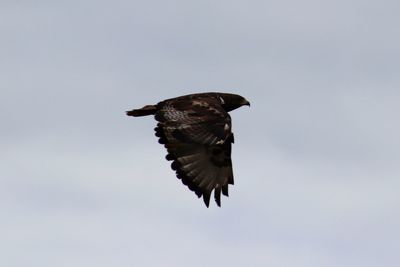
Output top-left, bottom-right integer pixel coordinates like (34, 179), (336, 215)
(1, 0), (399, 266)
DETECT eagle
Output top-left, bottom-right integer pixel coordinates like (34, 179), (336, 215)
(126, 92), (250, 207)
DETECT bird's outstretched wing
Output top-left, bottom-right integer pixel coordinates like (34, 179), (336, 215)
(155, 96), (234, 207)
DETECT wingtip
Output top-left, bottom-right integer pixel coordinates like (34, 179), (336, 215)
(214, 187), (222, 207)
(222, 185), (229, 196)
(203, 192), (211, 207)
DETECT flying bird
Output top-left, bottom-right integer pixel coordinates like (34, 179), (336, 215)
(126, 92), (250, 207)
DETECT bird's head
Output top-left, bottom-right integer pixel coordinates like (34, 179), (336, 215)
(217, 93), (250, 112)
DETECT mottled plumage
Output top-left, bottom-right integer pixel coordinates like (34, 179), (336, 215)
(126, 92), (250, 207)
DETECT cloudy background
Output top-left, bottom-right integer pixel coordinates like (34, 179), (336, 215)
(1, 0), (400, 266)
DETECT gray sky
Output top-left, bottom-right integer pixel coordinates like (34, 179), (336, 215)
(1, 0), (400, 266)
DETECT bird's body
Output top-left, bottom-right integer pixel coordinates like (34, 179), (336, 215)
(126, 92), (249, 207)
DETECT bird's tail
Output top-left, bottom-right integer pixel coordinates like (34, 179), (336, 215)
(126, 105), (157, 117)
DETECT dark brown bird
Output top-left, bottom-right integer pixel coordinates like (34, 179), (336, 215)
(126, 92), (250, 207)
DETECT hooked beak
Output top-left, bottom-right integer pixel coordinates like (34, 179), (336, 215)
(242, 99), (250, 107)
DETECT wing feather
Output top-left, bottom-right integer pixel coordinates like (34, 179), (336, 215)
(154, 96), (234, 207)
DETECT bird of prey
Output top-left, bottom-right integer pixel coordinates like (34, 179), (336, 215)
(126, 92), (250, 207)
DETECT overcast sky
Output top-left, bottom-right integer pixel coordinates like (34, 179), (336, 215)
(1, 0), (400, 266)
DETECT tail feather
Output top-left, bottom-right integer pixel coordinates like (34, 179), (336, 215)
(126, 105), (157, 117)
